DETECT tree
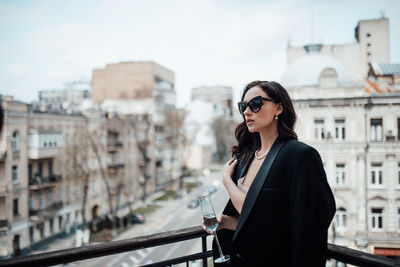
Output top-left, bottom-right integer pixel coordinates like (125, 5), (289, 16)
(211, 116), (237, 162)
(64, 127), (92, 246)
(164, 108), (186, 188)
(127, 114), (153, 202)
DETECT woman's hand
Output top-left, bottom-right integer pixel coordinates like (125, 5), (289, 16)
(201, 214), (239, 234)
(223, 158), (237, 188)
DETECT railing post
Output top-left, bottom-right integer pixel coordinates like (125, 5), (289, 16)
(202, 235), (207, 267)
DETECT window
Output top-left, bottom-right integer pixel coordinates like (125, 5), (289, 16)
(58, 188), (62, 203)
(38, 162), (43, 178)
(397, 118), (400, 141)
(367, 43), (371, 47)
(29, 194), (34, 212)
(11, 131), (19, 151)
(37, 223), (44, 239)
(39, 192), (45, 210)
(398, 209), (400, 232)
(49, 219), (54, 234)
(12, 166), (18, 184)
(29, 226), (34, 244)
(28, 164), (33, 182)
(370, 119), (383, 141)
(48, 161), (53, 177)
(366, 33), (371, 37)
(314, 119), (325, 140)
(58, 216), (63, 230)
(335, 164), (346, 185)
(320, 68), (338, 88)
(49, 189), (54, 206)
(371, 163), (383, 185)
(335, 119), (345, 140)
(371, 208), (383, 230)
(13, 199), (19, 216)
(335, 207), (347, 230)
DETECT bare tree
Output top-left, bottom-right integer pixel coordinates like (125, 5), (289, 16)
(64, 127), (91, 245)
(211, 116), (237, 162)
(127, 114), (153, 202)
(164, 108), (186, 188)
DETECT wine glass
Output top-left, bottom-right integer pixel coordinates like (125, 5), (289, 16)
(199, 195), (230, 263)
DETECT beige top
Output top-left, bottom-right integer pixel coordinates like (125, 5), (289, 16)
(237, 177), (249, 193)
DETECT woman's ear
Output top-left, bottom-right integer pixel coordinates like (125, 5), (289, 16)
(276, 103), (283, 116)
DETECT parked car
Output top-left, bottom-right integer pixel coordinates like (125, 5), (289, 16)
(188, 198), (199, 209)
(129, 213), (145, 224)
(207, 185), (217, 194)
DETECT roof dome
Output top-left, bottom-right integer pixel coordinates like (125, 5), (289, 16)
(281, 47), (353, 88)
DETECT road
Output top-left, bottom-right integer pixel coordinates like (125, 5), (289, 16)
(74, 167), (229, 267)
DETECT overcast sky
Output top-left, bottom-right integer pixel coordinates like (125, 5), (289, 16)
(1, 0), (399, 107)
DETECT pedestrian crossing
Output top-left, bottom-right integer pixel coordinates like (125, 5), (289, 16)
(112, 247), (154, 267)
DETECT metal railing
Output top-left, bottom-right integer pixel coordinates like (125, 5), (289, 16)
(0, 226), (398, 267)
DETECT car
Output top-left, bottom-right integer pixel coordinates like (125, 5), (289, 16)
(207, 185), (217, 194)
(188, 198), (199, 209)
(129, 213), (145, 224)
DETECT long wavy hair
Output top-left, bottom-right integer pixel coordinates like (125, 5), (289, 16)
(231, 81), (297, 163)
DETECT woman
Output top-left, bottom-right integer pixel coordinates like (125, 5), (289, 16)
(203, 81), (336, 266)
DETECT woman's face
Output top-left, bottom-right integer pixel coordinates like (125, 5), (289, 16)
(242, 86), (282, 133)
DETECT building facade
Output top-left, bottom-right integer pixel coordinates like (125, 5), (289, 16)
(92, 61), (181, 190)
(0, 97), (144, 258)
(281, 17), (400, 261)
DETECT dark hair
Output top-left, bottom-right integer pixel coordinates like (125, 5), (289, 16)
(231, 81), (297, 163)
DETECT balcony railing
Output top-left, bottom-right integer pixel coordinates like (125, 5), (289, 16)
(0, 226), (398, 267)
(29, 175), (62, 188)
(29, 202), (63, 218)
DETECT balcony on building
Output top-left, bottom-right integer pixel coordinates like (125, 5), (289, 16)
(28, 130), (63, 159)
(29, 201), (63, 221)
(29, 174), (62, 190)
(107, 131), (122, 152)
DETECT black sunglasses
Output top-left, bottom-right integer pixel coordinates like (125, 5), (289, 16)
(237, 96), (278, 115)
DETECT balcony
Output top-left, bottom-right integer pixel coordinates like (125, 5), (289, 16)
(0, 226), (397, 267)
(28, 131), (63, 159)
(29, 175), (62, 190)
(28, 146), (60, 159)
(29, 202), (63, 220)
(107, 142), (123, 152)
(0, 220), (10, 233)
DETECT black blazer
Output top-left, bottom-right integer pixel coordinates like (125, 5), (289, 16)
(213, 138), (336, 267)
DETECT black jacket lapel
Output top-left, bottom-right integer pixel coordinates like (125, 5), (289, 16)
(232, 138), (285, 241)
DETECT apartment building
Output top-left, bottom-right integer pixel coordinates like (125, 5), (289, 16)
(280, 17), (400, 261)
(0, 97), (142, 258)
(92, 61), (182, 190)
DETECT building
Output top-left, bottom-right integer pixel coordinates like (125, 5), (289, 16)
(281, 17), (400, 262)
(183, 85), (236, 170)
(37, 82), (91, 112)
(92, 61), (181, 190)
(0, 97), (142, 258)
(191, 85), (234, 117)
(286, 17), (389, 83)
(92, 61), (174, 104)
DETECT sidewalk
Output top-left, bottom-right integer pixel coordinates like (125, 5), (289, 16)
(31, 191), (166, 255)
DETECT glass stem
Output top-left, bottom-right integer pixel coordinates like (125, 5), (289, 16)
(214, 232), (225, 258)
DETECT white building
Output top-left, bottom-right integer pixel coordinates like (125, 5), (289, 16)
(281, 17), (400, 261)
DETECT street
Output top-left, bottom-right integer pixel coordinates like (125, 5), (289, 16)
(72, 166), (228, 267)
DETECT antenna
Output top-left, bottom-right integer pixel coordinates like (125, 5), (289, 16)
(310, 0), (315, 43)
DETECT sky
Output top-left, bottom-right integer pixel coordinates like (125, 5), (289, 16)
(0, 0), (399, 107)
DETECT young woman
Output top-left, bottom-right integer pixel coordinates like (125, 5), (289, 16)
(203, 81), (336, 266)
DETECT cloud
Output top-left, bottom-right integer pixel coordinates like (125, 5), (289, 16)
(0, 0), (399, 106)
